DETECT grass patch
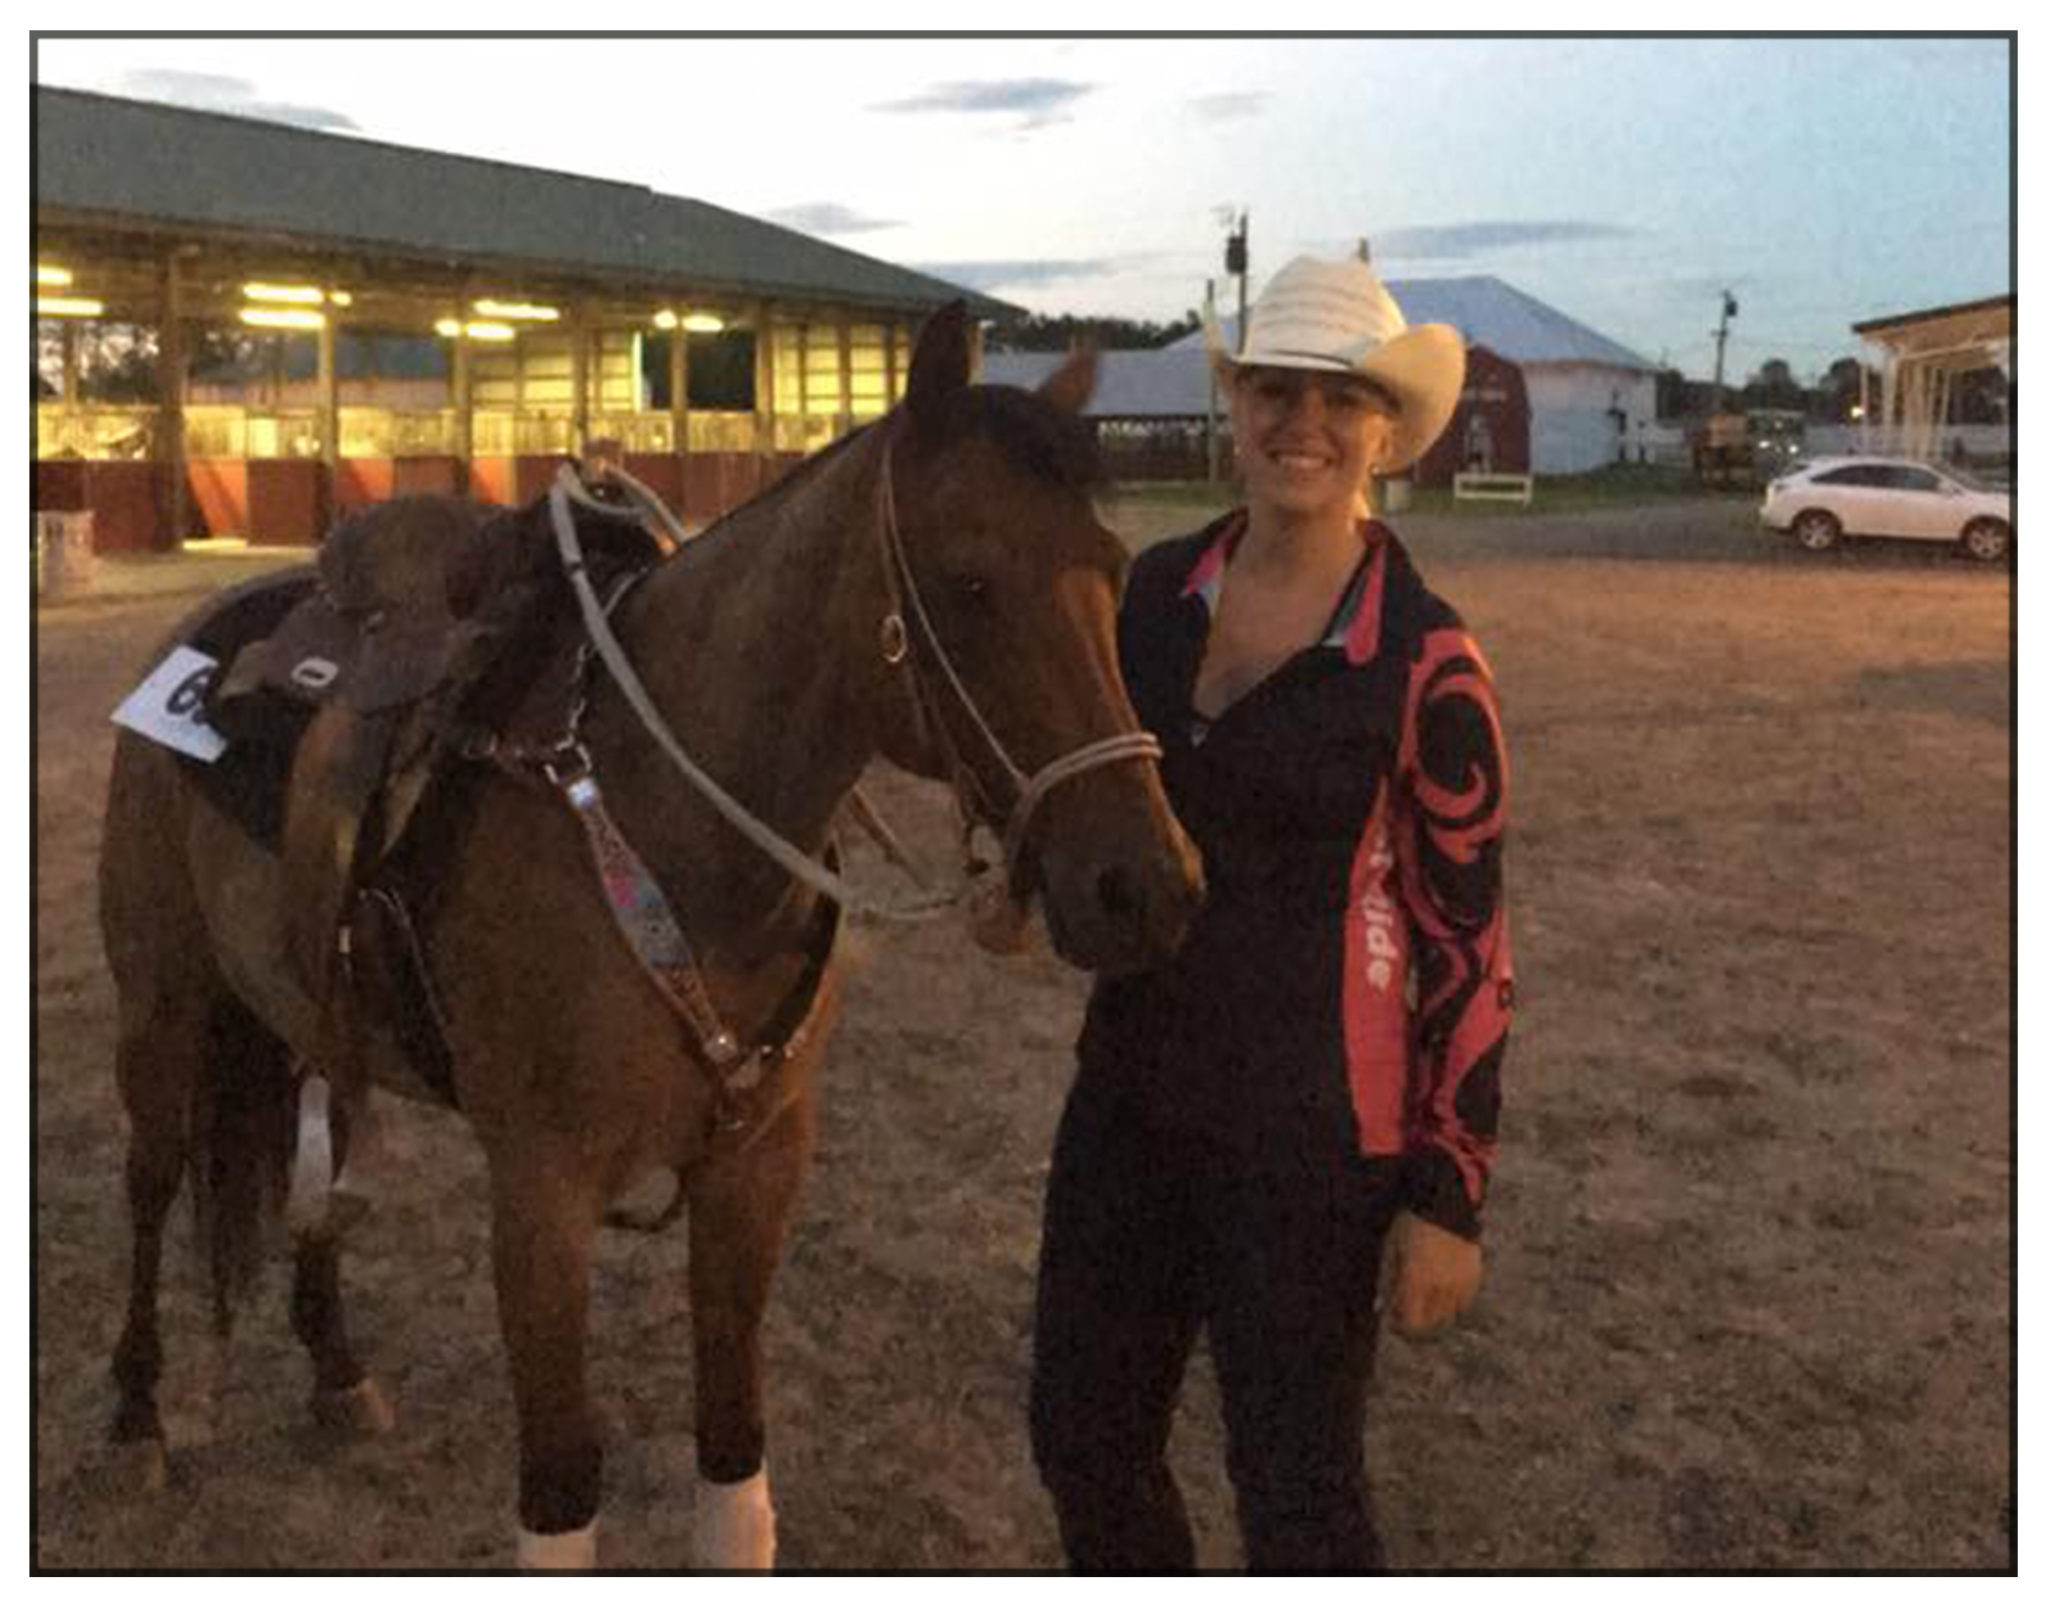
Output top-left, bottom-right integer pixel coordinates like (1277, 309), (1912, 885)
(1404, 463), (1757, 519)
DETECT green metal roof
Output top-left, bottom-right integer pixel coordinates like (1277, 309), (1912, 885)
(34, 84), (1016, 317)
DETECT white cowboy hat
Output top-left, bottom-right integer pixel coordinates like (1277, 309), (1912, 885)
(1206, 254), (1466, 474)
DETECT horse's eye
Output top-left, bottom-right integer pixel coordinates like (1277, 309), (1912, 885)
(951, 574), (992, 608)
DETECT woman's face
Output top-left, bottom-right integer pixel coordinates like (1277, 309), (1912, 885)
(1229, 366), (1399, 522)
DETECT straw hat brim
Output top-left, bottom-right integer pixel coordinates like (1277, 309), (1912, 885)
(1205, 309), (1467, 475)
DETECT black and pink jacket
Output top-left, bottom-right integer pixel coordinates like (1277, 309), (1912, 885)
(1078, 511), (1514, 1239)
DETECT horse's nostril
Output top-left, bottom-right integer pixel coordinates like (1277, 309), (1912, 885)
(1096, 865), (1140, 923)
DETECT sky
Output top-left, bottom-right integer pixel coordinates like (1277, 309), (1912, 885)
(31, 32), (2016, 385)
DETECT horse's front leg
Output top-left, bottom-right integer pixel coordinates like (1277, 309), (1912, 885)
(686, 1086), (818, 1571)
(489, 1147), (606, 1570)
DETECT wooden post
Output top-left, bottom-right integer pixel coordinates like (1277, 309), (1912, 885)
(836, 315), (854, 439)
(795, 320), (811, 444)
(671, 321), (690, 462)
(451, 322), (473, 487)
(570, 307), (590, 455)
(317, 307), (339, 480)
(61, 320), (79, 407)
(882, 318), (899, 407)
(157, 255), (189, 547)
(752, 302), (776, 475)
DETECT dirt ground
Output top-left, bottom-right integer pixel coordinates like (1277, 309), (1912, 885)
(32, 500), (2012, 1570)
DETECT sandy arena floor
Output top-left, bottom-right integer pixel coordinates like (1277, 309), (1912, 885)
(33, 499), (2011, 1569)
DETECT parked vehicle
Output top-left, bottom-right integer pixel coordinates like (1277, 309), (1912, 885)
(1692, 409), (1807, 488)
(1759, 455), (2014, 561)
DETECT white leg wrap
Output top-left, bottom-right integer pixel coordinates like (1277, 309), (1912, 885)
(516, 1517), (599, 1571)
(692, 1467), (776, 1571)
(287, 1074), (335, 1234)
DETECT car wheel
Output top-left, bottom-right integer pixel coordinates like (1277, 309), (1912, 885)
(1958, 518), (2011, 563)
(1791, 510), (1842, 552)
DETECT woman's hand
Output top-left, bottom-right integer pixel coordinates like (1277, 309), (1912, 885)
(1382, 1210), (1483, 1338)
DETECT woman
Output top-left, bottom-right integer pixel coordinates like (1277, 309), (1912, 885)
(1029, 254), (1514, 1572)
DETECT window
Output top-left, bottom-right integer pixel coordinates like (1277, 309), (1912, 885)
(638, 330), (757, 411)
(687, 330), (758, 411)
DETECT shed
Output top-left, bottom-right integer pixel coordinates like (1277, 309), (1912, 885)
(1850, 294), (2013, 463)
(980, 347), (1222, 479)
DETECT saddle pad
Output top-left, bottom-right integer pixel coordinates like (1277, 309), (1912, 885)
(155, 567), (323, 850)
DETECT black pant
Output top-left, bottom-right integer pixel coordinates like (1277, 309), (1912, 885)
(1029, 1074), (1404, 1573)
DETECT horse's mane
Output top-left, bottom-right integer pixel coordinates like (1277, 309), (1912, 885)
(690, 381), (1104, 551)
(931, 383), (1106, 495)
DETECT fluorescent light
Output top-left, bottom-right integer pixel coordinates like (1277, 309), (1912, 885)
(239, 307), (327, 330)
(328, 290), (353, 307)
(38, 296), (104, 317)
(243, 281), (326, 305)
(653, 309), (680, 331)
(472, 299), (559, 322)
(435, 318), (518, 341)
(681, 313), (726, 334)
(36, 264), (74, 287)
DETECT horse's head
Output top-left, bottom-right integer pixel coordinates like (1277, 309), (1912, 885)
(876, 302), (1204, 974)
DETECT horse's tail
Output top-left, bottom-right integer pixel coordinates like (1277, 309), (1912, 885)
(188, 994), (295, 1333)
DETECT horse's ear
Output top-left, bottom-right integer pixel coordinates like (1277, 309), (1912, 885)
(905, 300), (972, 422)
(1037, 345), (1098, 416)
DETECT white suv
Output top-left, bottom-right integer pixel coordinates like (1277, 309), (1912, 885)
(1759, 455), (2013, 561)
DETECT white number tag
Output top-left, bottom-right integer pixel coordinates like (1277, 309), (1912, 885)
(111, 646), (229, 763)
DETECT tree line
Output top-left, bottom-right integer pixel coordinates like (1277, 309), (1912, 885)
(984, 311), (1201, 353)
(1657, 356), (2010, 424)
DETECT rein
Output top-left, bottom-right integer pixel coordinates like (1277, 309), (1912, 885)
(545, 425), (1162, 922)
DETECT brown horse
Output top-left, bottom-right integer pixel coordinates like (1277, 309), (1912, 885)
(95, 303), (1203, 1568)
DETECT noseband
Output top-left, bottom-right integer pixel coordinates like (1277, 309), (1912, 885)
(547, 421), (1162, 922)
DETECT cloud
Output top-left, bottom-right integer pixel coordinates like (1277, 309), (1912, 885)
(871, 77), (1092, 131)
(117, 69), (358, 133)
(911, 259), (1119, 291)
(1371, 220), (1636, 260)
(763, 202), (903, 236)
(1188, 92), (1268, 122)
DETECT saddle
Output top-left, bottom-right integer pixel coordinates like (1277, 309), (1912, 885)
(207, 489), (665, 1079)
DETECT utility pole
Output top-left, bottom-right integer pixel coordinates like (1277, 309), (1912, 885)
(1710, 290), (1738, 412)
(1226, 210), (1250, 354)
(1204, 276), (1221, 483)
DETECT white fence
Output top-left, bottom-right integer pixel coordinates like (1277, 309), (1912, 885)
(1805, 423), (2011, 465)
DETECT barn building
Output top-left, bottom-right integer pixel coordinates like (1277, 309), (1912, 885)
(33, 85), (1013, 550)
(994, 272), (1654, 482)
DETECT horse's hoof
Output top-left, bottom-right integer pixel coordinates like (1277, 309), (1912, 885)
(312, 1376), (396, 1436)
(111, 1435), (171, 1496)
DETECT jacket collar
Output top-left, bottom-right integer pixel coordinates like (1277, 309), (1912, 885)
(1179, 509), (1393, 666)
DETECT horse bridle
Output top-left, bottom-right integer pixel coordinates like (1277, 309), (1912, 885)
(869, 432), (1163, 888)
(547, 419), (1163, 923)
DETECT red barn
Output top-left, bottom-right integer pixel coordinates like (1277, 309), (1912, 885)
(1412, 344), (1531, 488)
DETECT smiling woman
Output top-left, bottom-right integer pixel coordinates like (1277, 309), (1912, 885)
(1030, 253), (1516, 1572)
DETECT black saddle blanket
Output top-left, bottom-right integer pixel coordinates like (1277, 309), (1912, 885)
(173, 566), (326, 850)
